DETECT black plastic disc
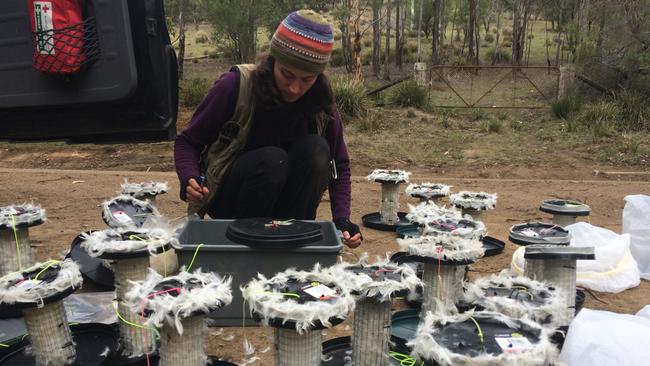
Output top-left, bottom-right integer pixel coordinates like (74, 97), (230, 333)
(0, 206), (45, 230)
(539, 199), (591, 216)
(395, 229), (505, 258)
(481, 236), (505, 257)
(67, 232), (115, 291)
(428, 315), (541, 358)
(321, 336), (417, 365)
(252, 278), (345, 331)
(361, 212), (411, 231)
(226, 218), (323, 249)
(509, 223), (570, 246)
(0, 323), (118, 366)
(109, 353), (234, 366)
(390, 309), (420, 354)
(102, 198), (157, 228)
(395, 225), (420, 238)
(0, 266), (79, 314)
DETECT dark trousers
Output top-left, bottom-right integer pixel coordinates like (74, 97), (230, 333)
(207, 135), (331, 220)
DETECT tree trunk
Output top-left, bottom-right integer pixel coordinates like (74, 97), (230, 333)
(575, 0), (590, 62)
(372, 0), (382, 77)
(396, 0), (402, 68)
(177, 0), (186, 80)
(353, 0), (363, 80)
(416, 0), (424, 61)
(595, 3), (606, 62)
(341, 0), (353, 73)
(492, 0), (501, 65)
(467, 0), (477, 64)
(512, 0), (529, 65)
(554, 2), (563, 67)
(384, 0), (392, 80)
(431, 0), (441, 64)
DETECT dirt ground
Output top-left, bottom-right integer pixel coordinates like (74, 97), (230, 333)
(1, 164), (648, 364)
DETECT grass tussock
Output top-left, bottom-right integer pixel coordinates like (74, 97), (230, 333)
(388, 80), (430, 110)
(180, 77), (211, 108)
(331, 77), (369, 118)
(552, 93), (583, 119)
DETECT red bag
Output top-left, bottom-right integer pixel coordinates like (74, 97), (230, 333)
(27, 0), (86, 73)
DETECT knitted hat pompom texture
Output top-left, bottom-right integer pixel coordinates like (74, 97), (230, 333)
(270, 9), (334, 74)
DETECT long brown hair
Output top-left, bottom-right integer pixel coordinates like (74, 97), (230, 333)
(251, 54), (336, 129)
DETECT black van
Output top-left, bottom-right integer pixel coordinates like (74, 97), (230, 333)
(0, 0), (178, 141)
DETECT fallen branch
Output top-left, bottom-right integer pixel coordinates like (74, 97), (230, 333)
(367, 75), (412, 96)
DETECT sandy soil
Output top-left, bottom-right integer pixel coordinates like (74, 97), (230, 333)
(1, 166), (648, 364)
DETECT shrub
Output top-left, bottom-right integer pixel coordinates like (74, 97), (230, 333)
(509, 119), (524, 131)
(354, 110), (381, 132)
(469, 108), (487, 121)
(577, 100), (619, 136)
(501, 41), (512, 48)
(388, 80), (430, 109)
(330, 49), (346, 67)
(331, 77), (369, 118)
(195, 31), (209, 44)
(480, 119), (502, 133)
(615, 90), (650, 131)
(363, 39), (372, 47)
(180, 77), (211, 108)
(484, 33), (495, 43)
(552, 94), (582, 119)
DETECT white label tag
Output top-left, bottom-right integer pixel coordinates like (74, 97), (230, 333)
(302, 284), (337, 300)
(33, 1), (55, 54)
(494, 334), (533, 353)
(15, 280), (42, 291)
(112, 210), (134, 224)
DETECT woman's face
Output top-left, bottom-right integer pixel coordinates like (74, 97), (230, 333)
(273, 61), (319, 103)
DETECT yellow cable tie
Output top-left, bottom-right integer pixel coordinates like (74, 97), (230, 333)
(468, 316), (484, 344)
(33, 260), (61, 281)
(185, 243), (204, 272)
(9, 214), (22, 271)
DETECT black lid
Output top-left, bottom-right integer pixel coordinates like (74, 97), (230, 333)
(540, 199), (591, 216)
(0, 323), (117, 366)
(361, 212), (412, 231)
(139, 278), (225, 319)
(482, 284), (554, 307)
(68, 232), (115, 290)
(102, 198), (157, 228)
(509, 222), (571, 246)
(253, 278), (345, 330)
(524, 245), (595, 260)
(0, 205), (45, 230)
(428, 315), (541, 358)
(226, 218), (322, 249)
(390, 309), (420, 353)
(0, 263), (79, 314)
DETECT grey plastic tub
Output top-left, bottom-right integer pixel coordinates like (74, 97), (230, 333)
(176, 219), (343, 325)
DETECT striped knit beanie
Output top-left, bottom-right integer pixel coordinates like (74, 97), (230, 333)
(270, 9), (334, 74)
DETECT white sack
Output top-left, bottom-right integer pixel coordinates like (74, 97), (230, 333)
(623, 195), (650, 279)
(559, 308), (650, 366)
(510, 222), (640, 293)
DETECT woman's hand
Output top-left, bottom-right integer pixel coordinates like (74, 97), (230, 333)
(186, 177), (210, 202)
(334, 218), (363, 248)
(342, 231), (362, 248)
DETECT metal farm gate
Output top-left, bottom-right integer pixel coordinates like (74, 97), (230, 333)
(426, 65), (560, 109)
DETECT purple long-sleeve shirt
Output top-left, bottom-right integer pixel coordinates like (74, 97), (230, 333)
(174, 71), (352, 220)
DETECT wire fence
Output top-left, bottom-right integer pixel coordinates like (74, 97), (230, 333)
(426, 65), (560, 109)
